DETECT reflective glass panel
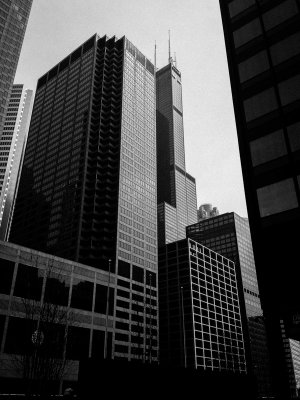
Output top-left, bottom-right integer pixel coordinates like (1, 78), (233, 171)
(287, 122), (300, 152)
(257, 178), (298, 217)
(250, 130), (287, 166)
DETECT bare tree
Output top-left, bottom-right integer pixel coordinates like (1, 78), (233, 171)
(10, 257), (75, 398)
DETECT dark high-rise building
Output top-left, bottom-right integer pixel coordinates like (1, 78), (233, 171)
(10, 34), (157, 272)
(158, 237), (247, 374)
(156, 61), (197, 247)
(219, 1), (300, 397)
(0, 84), (33, 240)
(187, 213), (274, 397)
(0, 0), (33, 134)
(8, 34), (159, 366)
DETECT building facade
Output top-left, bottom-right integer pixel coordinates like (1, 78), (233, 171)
(9, 34), (157, 274)
(0, 240), (158, 392)
(158, 238), (246, 374)
(0, 0), (33, 134)
(289, 337), (300, 395)
(156, 62), (197, 247)
(219, 1), (300, 397)
(187, 212), (273, 396)
(7, 34), (158, 377)
(0, 84), (33, 240)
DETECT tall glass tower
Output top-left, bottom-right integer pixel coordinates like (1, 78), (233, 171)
(0, 84), (33, 240)
(156, 61), (197, 247)
(9, 34), (158, 363)
(9, 34), (157, 274)
(0, 0), (33, 134)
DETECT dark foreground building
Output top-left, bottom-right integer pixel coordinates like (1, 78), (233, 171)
(0, 0), (33, 133)
(187, 213), (274, 397)
(219, 1), (300, 397)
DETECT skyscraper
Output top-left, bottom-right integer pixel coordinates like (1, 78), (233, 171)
(8, 33), (158, 364)
(219, 1), (300, 397)
(0, 84), (33, 240)
(10, 34), (157, 272)
(156, 60), (197, 247)
(187, 213), (274, 397)
(0, 0), (33, 134)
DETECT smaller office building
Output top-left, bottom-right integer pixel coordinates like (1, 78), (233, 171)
(0, 241), (158, 393)
(187, 213), (274, 396)
(158, 238), (246, 374)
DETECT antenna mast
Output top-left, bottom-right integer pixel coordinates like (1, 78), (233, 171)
(154, 40), (157, 72)
(168, 30), (173, 64)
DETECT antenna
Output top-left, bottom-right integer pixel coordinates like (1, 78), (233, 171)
(168, 30), (173, 64)
(154, 40), (157, 72)
(174, 52), (177, 68)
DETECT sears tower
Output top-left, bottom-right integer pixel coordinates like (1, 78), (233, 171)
(156, 52), (197, 246)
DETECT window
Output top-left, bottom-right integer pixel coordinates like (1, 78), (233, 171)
(233, 19), (262, 48)
(14, 264), (43, 301)
(71, 278), (93, 311)
(270, 32), (300, 66)
(91, 329), (105, 359)
(146, 270), (156, 287)
(44, 272), (70, 306)
(278, 74), (300, 106)
(243, 88), (278, 122)
(118, 260), (130, 278)
(257, 178), (298, 217)
(262, 0), (298, 31)
(94, 284), (114, 315)
(238, 51), (269, 83)
(0, 258), (14, 295)
(229, 0), (255, 18)
(250, 130), (287, 166)
(67, 326), (90, 360)
(132, 264), (144, 283)
(5, 316), (35, 354)
(287, 122), (300, 152)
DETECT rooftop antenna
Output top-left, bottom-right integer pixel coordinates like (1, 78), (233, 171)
(154, 40), (157, 72)
(168, 30), (173, 64)
(174, 52), (177, 68)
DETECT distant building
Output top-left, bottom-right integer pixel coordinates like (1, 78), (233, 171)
(158, 237), (246, 374)
(0, 240), (158, 392)
(156, 61), (197, 247)
(219, 1), (300, 397)
(0, 0), (33, 134)
(197, 203), (219, 221)
(187, 212), (274, 397)
(289, 338), (300, 395)
(0, 84), (33, 240)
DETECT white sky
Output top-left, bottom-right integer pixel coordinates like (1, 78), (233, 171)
(15, 0), (248, 217)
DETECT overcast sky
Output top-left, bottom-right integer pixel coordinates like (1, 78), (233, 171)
(15, 0), (248, 217)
